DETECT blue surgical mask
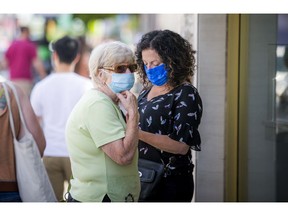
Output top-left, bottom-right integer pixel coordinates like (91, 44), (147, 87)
(144, 64), (168, 86)
(107, 73), (135, 93)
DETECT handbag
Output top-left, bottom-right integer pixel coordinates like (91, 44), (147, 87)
(137, 90), (166, 201)
(138, 158), (165, 201)
(3, 81), (57, 202)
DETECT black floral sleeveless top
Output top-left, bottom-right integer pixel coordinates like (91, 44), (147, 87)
(138, 83), (203, 172)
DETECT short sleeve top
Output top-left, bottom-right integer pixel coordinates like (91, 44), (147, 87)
(66, 89), (140, 202)
(0, 84), (20, 182)
(138, 83), (203, 170)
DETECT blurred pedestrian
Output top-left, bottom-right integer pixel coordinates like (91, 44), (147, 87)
(135, 29), (203, 202)
(30, 36), (92, 201)
(74, 36), (91, 78)
(0, 81), (46, 202)
(65, 41), (140, 202)
(4, 26), (47, 97)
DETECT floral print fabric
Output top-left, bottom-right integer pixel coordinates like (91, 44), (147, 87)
(138, 83), (203, 171)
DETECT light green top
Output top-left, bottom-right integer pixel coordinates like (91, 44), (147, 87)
(66, 89), (140, 202)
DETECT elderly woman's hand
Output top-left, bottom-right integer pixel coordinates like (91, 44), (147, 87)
(117, 91), (138, 121)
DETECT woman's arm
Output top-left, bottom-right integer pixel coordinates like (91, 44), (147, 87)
(16, 85), (46, 156)
(139, 130), (189, 155)
(101, 91), (139, 165)
(138, 85), (202, 155)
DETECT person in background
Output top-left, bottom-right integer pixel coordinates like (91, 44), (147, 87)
(30, 36), (92, 201)
(4, 26), (47, 96)
(135, 29), (203, 202)
(65, 41), (140, 202)
(74, 36), (91, 78)
(0, 81), (46, 202)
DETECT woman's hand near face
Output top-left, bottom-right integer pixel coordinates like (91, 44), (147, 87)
(101, 90), (139, 165)
(117, 91), (138, 121)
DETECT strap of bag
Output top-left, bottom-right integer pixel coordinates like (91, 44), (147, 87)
(2, 82), (17, 139)
(137, 86), (177, 176)
(137, 87), (150, 103)
(2, 81), (29, 139)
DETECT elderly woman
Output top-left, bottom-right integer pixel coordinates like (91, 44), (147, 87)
(65, 41), (140, 202)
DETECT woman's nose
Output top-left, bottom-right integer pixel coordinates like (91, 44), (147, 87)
(146, 64), (153, 69)
(125, 67), (132, 73)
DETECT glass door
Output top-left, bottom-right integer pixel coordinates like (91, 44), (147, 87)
(236, 14), (288, 201)
(275, 14), (288, 201)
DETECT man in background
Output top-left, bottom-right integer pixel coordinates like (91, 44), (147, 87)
(4, 26), (47, 96)
(30, 35), (92, 201)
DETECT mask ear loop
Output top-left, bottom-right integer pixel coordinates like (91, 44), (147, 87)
(95, 70), (119, 104)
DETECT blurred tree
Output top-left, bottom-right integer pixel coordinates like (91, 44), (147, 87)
(72, 14), (117, 25)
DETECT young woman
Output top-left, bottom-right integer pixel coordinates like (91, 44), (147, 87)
(136, 30), (203, 202)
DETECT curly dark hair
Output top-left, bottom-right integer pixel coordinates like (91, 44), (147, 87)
(135, 29), (196, 88)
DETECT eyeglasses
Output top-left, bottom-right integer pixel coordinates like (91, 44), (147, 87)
(101, 63), (138, 73)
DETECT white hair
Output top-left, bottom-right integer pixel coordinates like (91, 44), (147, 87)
(89, 41), (135, 84)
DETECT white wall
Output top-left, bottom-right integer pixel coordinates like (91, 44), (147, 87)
(196, 14), (227, 201)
